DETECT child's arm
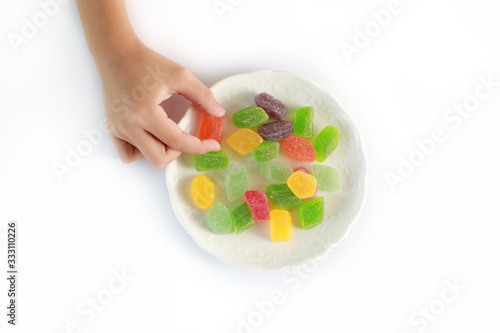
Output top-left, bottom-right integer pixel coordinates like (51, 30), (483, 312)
(76, 0), (224, 168)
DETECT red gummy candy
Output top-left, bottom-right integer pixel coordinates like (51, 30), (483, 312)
(244, 190), (270, 221)
(284, 136), (316, 163)
(254, 93), (288, 120)
(294, 167), (309, 174)
(199, 114), (224, 143)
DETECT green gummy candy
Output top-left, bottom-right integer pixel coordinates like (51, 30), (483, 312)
(260, 161), (293, 182)
(266, 184), (304, 209)
(311, 165), (340, 192)
(208, 202), (233, 234)
(293, 107), (314, 138)
(225, 167), (250, 201)
(232, 107), (269, 128)
(193, 151), (229, 172)
(299, 197), (324, 230)
(252, 141), (279, 163)
(231, 203), (255, 234)
(313, 125), (340, 162)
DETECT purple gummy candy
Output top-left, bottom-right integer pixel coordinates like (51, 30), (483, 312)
(254, 93), (288, 120)
(258, 121), (294, 141)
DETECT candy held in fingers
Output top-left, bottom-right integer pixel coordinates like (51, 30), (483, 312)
(244, 191), (270, 221)
(199, 114), (224, 143)
(265, 184), (304, 209)
(232, 107), (269, 128)
(225, 167), (250, 201)
(227, 129), (263, 155)
(191, 175), (215, 209)
(260, 161), (293, 182)
(299, 197), (324, 230)
(254, 92), (288, 120)
(231, 203), (255, 234)
(270, 210), (292, 242)
(208, 202), (233, 234)
(314, 125), (340, 162)
(252, 141), (279, 163)
(284, 135), (316, 163)
(311, 165), (340, 192)
(257, 121), (294, 141)
(193, 151), (229, 172)
(293, 107), (314, 138)
(287, 171), (317, 199)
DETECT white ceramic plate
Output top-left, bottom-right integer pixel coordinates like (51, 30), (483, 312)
(165, 70), (367, 270)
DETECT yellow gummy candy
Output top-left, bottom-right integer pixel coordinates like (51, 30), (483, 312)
(227, 128), (263, 155)
(191, 175), (215, 209)
(270, 210), (292, 242)
(287, 171), (317, 199)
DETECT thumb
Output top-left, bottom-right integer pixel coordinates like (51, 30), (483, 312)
(174, 70), (225, 117)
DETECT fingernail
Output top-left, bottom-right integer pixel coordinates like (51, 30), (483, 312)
(216, 104), (226, 117)
(210, 141), (221, 152)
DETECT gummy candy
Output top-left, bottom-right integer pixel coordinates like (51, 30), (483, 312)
(232, 107), (269, 128)
(293, 107), (314, 138)
(227, 129), (263, 155)
(193, 151), (229, 172)
(257, 121), (294, 141)
(314, 125), (340, 162)
(265, 184), (304, 209)
(284, 135), (316, 163)
(244, 191), (270, 221)
(254, 92), (288, 120)
(199, 114), (224, 143)
(287, 171), (317, 199)
(225, 167), (250, 201)
(208, 202), (233, 234)
(294, 167), (309, 174)
(311, 165), (340, 192)
(191, 175), (215, 209)
(270, 210), (292, 242)
(299, 197), (324, 230)
(231, 203), (255, 234)
(252, 141), (279, 163)
(260, 161), (293, 182)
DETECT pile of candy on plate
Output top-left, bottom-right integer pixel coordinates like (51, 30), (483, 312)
(190, 92), (340, 242)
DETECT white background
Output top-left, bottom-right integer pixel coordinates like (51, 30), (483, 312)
(1, 0), (499, 332)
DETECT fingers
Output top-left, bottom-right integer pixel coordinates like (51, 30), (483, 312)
(111, 136), (144, 163)
(146, 106), (221, 155)
(174, 69), (225, 117)
(127, 129), (182, 169)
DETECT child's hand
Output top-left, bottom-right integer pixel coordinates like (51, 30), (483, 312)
(76, 0), (224, 169)
(98, 40), (224, 168)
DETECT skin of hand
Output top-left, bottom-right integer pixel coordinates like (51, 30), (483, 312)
(76, 0), (224, 169)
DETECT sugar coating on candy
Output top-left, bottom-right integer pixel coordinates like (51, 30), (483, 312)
(225, 167), (250, 201)
(231, 203), (255, 234)
(193, 151), (229, 172)
(244, 191), (270, 221)
(252, 141), (279, 163)
(199, 114), (224, 143)
(287, 171), (317, 199)
(311, 165), (340, 192)
(208, 202), (233, 234)
(232, 107), (269, 128)
(227, 129), (263, 155)
(191, 175), (215, 209)
(314, 125), (340, 162)
(257, 121), (294, 141)
(265, 184), (304, 209)
(254, 92), (288, 120)
(294, 107), (314, 138)
(270, 210), (292, 242)
(284, 135), (316, 163)
(294, 167), (309, 174)
(300, 197), (324, 230)
(260, 161), (293, 182)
